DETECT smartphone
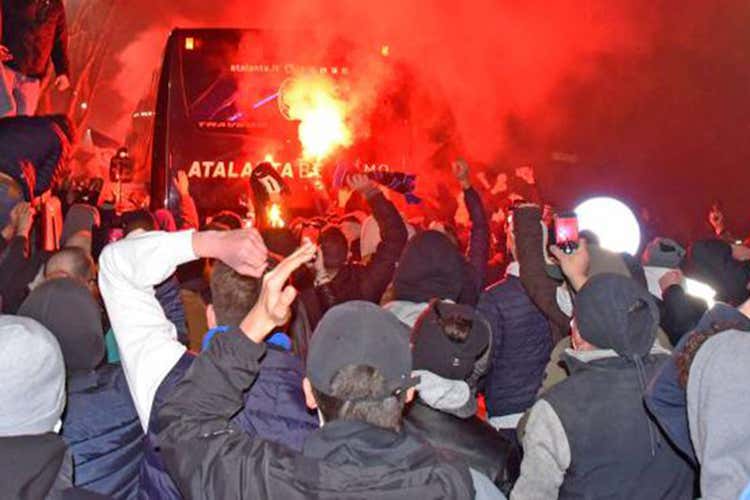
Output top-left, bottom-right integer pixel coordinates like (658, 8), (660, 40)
(555, 212), (579, 254)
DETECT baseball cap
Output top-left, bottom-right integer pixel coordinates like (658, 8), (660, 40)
(412, 300), (491, 380)
(307, 301), (417, 398)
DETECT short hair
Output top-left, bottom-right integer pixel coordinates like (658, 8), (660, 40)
(209, 261), (261, 327)
(206, 211), (243, 231)
(45, 247), (95, 282)
(122, 209), (156, 235)
(311, 364), (406, 432)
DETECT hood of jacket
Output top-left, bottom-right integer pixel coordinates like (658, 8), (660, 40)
(394, 231), (466, 303)
(18, 277), (105, 371)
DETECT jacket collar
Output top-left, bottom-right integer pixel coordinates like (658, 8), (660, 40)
(563, 343), (671, 374)
(302, 419), (422, 466)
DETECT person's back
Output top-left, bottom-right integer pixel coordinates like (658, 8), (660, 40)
(18, 277), (144, 499)
(479, 266), (552, 424)
(404, 299), (517, 490)
(512, 274), (693, 500)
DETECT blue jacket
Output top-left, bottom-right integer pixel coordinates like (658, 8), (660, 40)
(62, 364), (144, 500)
(478, 274), (553, 417)
(645, 303), (750, 465)
(142, 346), (317, 498)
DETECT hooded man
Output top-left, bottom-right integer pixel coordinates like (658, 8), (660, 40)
(0, 315), (106, 499)
(511, 274), (694, 500)
(18, 278), (144, 499)
(404, 299), (518, 492)
(385, 230), (468, 326)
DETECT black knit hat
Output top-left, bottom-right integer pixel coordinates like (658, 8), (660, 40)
(412, 300), (490, 380)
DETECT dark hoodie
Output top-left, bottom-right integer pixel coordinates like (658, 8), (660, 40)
(686, 239), (750, 306)
(394, 231), (467, 303)
(18, 278), (143, 499)
(541, 274), (694, 500)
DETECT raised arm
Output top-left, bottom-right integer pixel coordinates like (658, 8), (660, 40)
(513, 205), (570, 340)
(454, 159), (490, 289)
(353, 175), (408, 302)
(98, 228), (269, 431)
(98, 231), (195, 430)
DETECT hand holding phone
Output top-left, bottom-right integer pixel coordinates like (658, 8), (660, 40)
(555, 212), (579, 255)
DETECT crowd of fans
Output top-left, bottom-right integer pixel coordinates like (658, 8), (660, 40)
(3, 2), (750, 498)
(1, 138), (750, 500)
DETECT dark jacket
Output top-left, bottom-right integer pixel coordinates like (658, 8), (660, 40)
(512, 205), (569, 343)
(404, 400), (518, 491)
(478, 274), (553, 417)
(156, 330), (475, 499)
(686, 239), (750, 307)
(62, 365), (144, 500)
(1, 0), (69, 78)
(141, 346), (318, 498)
(659, 284), (707, 345)
(0, 115), (68, 199)
(312, 191), (407, 321)
(0, 234), (50, 313)
(544, 353), (694, 499)
(645, 303), (750, 465)
(0, 433), (108, 500)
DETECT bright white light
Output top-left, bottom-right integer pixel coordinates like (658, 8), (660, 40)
(685, 278), (716, 308)
(575, 197), (641, 255)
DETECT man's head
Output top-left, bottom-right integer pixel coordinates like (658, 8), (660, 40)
(411, 300), (491, 381)
(45, 247), (95, 286)
(642, 237), (686, 269)
(573, 274), (659, 358)
(122, 209), (156, 236)
(318, 226), (348, 272)
(18, 278), (105, 372)
(207, 261), (261, 329)
(303, 302), (417, 432)
(0, 316), (65, 437)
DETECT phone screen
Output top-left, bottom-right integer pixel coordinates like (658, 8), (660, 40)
(555, 213), (579, 254)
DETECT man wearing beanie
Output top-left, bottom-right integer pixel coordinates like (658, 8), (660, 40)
(404, 299), (518, 493)
(511, 274), (693, 500)
(155, 241), (501, 498)
(0, 316), (105, 499)
(19, 277), (144, 498)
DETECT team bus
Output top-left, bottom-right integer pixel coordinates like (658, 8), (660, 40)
(149, 28), (412, 219)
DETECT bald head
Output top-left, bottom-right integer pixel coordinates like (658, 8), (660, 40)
(45, 247), (95, 284)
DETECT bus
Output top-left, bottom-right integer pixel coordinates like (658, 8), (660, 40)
(149, 28), (412, 220)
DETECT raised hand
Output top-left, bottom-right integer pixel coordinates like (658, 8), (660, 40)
(452, 159), (471, 189)
(346, 173), (376, 195)
(193, 228), (269, 277)
(176, 170), (190, 196)
(550, 239), (590, 291)
(241, 241), (317, 342)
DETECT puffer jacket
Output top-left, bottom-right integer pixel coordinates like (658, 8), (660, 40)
(478, 274), (553, 417)
(62, 365), (144, 499)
